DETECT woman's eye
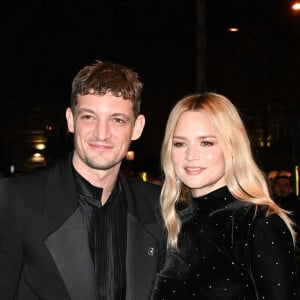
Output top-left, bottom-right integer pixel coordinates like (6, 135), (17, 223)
(173, 142), (184, 147)
(201, 141), (213, 146)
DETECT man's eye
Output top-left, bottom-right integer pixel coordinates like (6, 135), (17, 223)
(113, 118), (126, 124)
(81, 115), (93, 120)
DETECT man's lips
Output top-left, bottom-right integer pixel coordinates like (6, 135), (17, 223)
(89, 142), (114, 150)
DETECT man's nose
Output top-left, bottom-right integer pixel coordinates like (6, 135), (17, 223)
(94, 120), (111, 140)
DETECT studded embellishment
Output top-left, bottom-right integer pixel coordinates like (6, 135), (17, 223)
(147, 246), (155, 256)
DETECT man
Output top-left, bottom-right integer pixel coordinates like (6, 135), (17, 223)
(0, 60), (166, 300)
(273, 175), (300, 245)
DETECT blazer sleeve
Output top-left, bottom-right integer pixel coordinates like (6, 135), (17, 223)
(0, 178), (24, 299)
(247, 213), (300, 299)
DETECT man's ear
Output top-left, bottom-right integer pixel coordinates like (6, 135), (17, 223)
(66, 107), (75, 133)
(131, 114), (145, 141)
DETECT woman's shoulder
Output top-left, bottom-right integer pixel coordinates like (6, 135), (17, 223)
(227, 200), (285, 227)
(227, 201), (291, 247)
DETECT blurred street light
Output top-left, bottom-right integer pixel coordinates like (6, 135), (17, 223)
(292, 2), (300, 11)
(227, 27), (239, 32)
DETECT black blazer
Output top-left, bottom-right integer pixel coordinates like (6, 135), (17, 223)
(0, 154), (166, 300)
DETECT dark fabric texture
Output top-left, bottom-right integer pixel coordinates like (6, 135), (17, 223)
(151, 186), (300, 300)
(74, 170), (127, 300)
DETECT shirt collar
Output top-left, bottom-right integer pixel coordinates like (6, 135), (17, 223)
(72, 167), (121, 209)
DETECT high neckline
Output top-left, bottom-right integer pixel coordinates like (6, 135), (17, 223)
(191, 186), (233, 214)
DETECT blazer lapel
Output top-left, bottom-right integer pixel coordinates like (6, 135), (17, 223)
(45, 207), (98, 300)
(126, 213), (160, 300)
(120, 173), (160, 300)
(43, 154), (98, 300)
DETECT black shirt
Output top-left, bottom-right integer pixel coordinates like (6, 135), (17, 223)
(73, 169), (127, 299)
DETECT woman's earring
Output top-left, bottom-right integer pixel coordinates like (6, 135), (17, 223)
(176, 177), (181, 185)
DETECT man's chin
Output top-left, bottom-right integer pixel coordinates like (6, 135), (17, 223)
(86, 159), (119, 171)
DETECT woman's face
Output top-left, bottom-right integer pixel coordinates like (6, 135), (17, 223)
(171, 110), (226, 197)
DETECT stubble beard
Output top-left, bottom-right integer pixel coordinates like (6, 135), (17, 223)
(84, 155), (120, 171)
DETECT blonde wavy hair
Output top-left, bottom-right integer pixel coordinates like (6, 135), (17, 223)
(160, 92), (296, 249)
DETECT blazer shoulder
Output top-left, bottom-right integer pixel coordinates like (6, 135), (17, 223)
(0, 167), (48, 190)
(130, 177), (161, 193)
(122, 174), (161, 200)
(120, 173), (163, 223)
(0, 154), (73, 206)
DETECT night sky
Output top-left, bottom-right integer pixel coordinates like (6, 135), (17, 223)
(1, 0), (299, 172)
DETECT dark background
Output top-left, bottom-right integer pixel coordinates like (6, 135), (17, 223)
(0, 0), (299, 176)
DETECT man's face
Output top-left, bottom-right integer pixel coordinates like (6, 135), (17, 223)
(274, 178), (292, 198)
(66, 92), (145, 174)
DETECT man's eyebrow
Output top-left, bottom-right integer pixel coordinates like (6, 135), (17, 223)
(77, 108), (95, 114)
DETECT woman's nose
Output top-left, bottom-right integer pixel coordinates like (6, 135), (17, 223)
(186, 145), (200, 160)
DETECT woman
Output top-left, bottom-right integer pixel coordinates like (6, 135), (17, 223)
(151, 92), (300, 299)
